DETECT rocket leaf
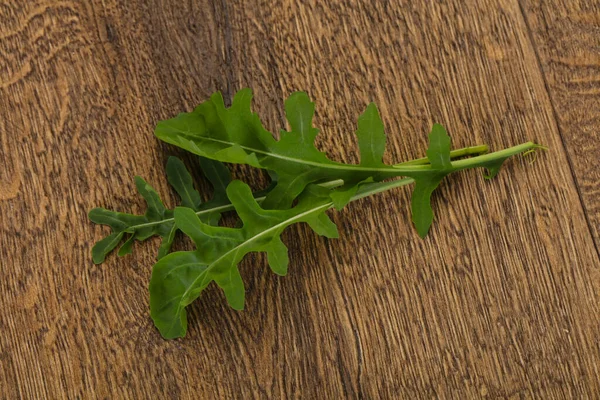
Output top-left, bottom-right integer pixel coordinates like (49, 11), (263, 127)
(89, 157), (231, 263)
(149, 180), (341, 338)
(155, 89), (404, 211)
(90, 87), (546, 340)
(155, 88), (541, 237)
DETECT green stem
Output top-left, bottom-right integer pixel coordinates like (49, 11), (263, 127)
(349, 177), (415, 202)
(125, 143), (510, 232)
(325, 142), (542, 211)
(398, 144), (488, 166)
(450, 142), (541, 169)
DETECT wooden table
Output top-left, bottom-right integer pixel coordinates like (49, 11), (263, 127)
(1, 1), (599, 398)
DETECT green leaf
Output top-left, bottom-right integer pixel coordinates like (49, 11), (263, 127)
(91, 232), (124, 264)
(329, 177), (375, 210)
(156, 90), (539, 237)
(410, 174), (445, 238)
(89, 157), (232, 262)
(482, 159), (506, 180)
(356, 103), (386, 167)
(148, 251), (207, 338)
(117, 235), (135, 256)
(409, 124), (454, 237)
(155, 170), (513, 338)
(149, 180), (338, 339)
(426, 123), (452, 169)
(134, 176), (167, 220)
(166, 157), (202, 209)
(305, 212), (339, 239)
(198, 156), (231, 202)
(156, 91), (543, 238)
(280, 92), (322, 152)
(265, 237), (290, 276)
(157, 225), (177, 260)
(155, 89), (402, 210)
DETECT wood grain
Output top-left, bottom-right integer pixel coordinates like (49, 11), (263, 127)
(520, 0), (600, 253)
(1, 0), (598, 398)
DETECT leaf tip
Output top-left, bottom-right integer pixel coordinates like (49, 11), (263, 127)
(166, 155), (180, 167)
(364, 101), (379, 114)
(412, 216), (432, 238)
(91, 244), (107, 264)
(231, 88), (254, 109)
(287, 90), (311, 101)
(134, 175), (147, 190)
(88, 207), (103, 222)
(483, 168), (501, 180)
(416, 226), (430, 239)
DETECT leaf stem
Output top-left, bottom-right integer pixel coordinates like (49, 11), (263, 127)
(123, 143), (524, 232)
(349, 177), (415, 202)
(397, 144), (488, 166)
(321, 142), (543, 212)
(449, 142), (542, 169)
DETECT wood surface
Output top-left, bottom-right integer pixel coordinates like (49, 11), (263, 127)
(520, 0), (600, 252)
(1, 0), (599, 398)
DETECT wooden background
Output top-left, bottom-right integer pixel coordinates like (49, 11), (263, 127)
(1, 0), (599, 398)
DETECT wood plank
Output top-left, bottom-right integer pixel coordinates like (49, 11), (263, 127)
(218, 0), (600, 397)
(0, 0), (598, 398)
(519, 0), (600, 252)
(0, 0), (232, 398)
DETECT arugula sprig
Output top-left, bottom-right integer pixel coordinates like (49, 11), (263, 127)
(89, 144), (491, 264)
(89, 157), (232, 263)
(150, 133), (542, 339)
(155, 90), (406, 211)
(155, 89), (542, 236)
(150, 181), (343, 338)
(90, 88), (546, 339)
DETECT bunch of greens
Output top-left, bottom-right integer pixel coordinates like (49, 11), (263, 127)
(90, 88), (544, 339)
